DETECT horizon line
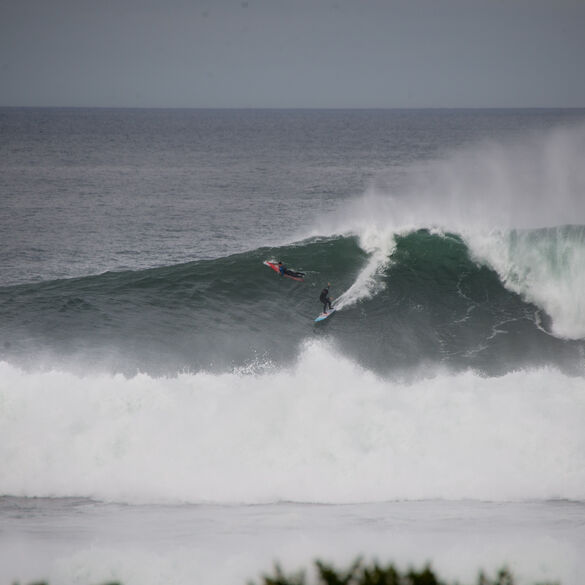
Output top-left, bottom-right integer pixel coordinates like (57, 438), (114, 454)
(2, 105), (585, 111)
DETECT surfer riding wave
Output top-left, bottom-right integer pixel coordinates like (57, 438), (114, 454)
(320, 284), (333, 313)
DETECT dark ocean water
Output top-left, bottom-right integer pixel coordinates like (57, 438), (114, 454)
(1, 108), (585, 585)
(1, 107), (583, 284)
(1, 108), (584, 376)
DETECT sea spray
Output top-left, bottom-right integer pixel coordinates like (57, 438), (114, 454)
(312, 122), (585, 339)
(334, 229), (395, 310)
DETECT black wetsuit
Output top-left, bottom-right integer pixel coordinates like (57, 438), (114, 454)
(320, 288), (333, 312)
(280, 265), (305, 278)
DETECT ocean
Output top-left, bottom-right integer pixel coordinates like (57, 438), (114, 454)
(1, 108), (584, 585)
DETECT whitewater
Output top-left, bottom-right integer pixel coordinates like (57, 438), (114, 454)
(1, 347), (584, 504)
(1, 108), (584, 585)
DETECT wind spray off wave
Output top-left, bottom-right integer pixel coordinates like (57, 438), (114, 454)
(312, 121), (585, 338)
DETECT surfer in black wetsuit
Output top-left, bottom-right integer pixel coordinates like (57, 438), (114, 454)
(278, 261), (305, 278)
(320, 284), (333, 313)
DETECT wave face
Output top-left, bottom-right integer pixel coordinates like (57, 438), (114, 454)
(0, 228), (583, 377)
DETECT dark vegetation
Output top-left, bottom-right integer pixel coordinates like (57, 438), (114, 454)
(248, 559), (559, 585)
(14, 559), (561, 585)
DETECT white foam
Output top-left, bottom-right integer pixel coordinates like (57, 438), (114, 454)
(1, 341), (584, 504)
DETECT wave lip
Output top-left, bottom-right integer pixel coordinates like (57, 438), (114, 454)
(466, 225), (585, 339)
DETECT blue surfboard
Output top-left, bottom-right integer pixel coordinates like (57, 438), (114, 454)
(315, 309), (336, 322)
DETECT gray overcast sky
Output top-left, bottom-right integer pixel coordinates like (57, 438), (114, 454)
(1, 0), (584, 108)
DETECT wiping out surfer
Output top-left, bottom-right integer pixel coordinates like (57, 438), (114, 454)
(319, 283), (333, 313)
(278, 261), (305, 279)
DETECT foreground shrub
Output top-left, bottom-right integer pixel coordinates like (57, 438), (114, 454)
(14, 560), (561, 585)
(249, 559), (559, 585)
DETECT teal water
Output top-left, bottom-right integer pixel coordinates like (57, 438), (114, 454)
(0, 229), (583, 376)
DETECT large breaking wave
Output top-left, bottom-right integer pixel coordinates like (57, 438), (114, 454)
(1, 118), (584, 506)
(1, 228), (584, 505)
(1, 224), (584, 376)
